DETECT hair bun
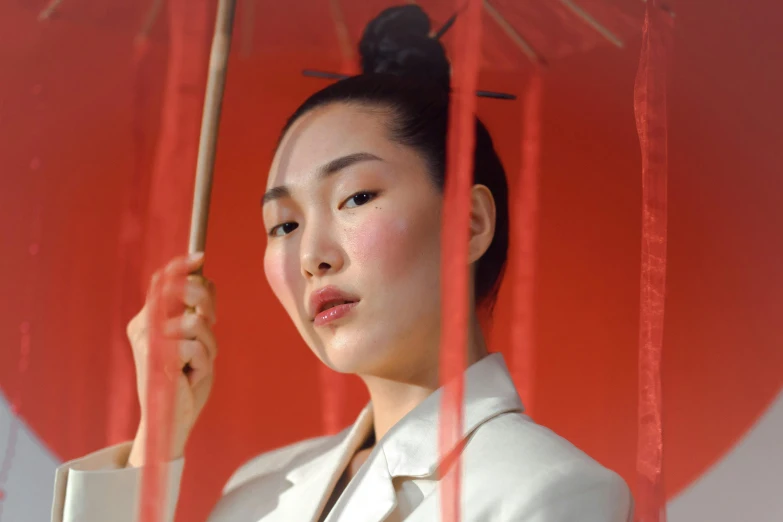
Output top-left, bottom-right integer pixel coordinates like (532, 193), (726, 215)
(359, 5), (451, 91)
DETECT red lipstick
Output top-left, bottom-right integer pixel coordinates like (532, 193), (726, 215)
(309, 286), (359, 327)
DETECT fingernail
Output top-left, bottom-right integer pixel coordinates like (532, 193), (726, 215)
(190, 252), (204, 262)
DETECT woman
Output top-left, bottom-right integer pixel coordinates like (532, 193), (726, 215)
(51, 6), (632, 522)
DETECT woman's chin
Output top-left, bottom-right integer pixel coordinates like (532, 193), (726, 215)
(319, 339), (390, 376)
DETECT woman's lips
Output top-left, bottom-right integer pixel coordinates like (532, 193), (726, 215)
(313, 301), (359, 326)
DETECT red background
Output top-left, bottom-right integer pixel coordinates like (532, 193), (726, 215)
(1, 1), (781, 521)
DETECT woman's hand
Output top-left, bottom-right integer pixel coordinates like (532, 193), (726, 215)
(126, 253), (217, 467)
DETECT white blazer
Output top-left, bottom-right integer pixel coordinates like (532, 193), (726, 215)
(51, 354), (633, 522)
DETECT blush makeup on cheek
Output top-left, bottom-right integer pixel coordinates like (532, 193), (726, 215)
(347, 213), (414, 274)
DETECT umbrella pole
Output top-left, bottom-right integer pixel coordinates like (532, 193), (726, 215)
(181, 0), (237, 378)
(189, 0), (239, 257)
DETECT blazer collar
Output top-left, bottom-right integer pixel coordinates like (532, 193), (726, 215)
(280, 405), (374, 521)
(285, 404), (374, 486)
(278, 353), (522, 521)
(327, 354), (524, 522)
(379, 353), (524, 479)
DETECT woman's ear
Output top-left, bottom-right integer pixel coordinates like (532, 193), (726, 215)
(468, 184), (496, 264)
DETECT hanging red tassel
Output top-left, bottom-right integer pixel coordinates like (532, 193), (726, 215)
(318, 0), (361, 437)
(633, 2), (673, 521)
(139, 1), (212, 521)
(511, 67), (544, 416)
(141, 272), (182, 522)
(438, 0), (483, 521)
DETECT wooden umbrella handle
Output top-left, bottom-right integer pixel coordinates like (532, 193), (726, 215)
(188, 0), (238, 258)
(182, 0), (237, 377)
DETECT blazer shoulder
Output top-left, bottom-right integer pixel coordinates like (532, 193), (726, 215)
(463, 412), (633, 520)
(223, 433), (340, 494)
(468, 411), (617, 472)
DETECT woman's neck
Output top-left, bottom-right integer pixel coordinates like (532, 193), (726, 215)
(360, 315), (489, 443)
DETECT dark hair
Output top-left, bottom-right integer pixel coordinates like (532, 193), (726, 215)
(280, 5), (509, 309)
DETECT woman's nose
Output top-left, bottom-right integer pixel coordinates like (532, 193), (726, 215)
(300, 226), (344, 279)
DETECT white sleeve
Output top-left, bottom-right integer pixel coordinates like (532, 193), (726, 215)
(50, 442), (185, 522)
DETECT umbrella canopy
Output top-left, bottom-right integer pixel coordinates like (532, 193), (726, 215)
(22, 0), (644, 64)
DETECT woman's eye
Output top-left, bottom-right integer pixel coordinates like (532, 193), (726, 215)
(344, 191), (378, 209)
(269, 222), (299, 237)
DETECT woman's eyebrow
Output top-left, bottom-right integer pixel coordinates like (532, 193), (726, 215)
(261, 185), (290, 206)
(262, 152), (383, 206)
(319, 152), (383, 177)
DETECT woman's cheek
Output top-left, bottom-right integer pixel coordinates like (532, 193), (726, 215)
(348, 211), (417, 277)
(263, 248), (299, 311)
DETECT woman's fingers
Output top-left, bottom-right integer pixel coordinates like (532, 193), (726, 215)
(149, 254), (216, 324)
(182, 276), (216, 325)
(164, 252), (205, 278)
(159, 276), (215, 323)
(204, 278), (217, 325)
(177, 339), (211, 386)
(148, 253), (203, 295)
(163, 313), (218, 362)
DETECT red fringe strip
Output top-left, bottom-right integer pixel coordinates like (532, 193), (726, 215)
(318, 7), (360, 435)
(139, 1), (212, 520)
(438, 1), (483, 521)
(634, 2), (673, 521)
(511, 67), (544, 416)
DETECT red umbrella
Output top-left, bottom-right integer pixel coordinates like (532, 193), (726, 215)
(129, 2), (667, 521)
(1, 1), (672, 521)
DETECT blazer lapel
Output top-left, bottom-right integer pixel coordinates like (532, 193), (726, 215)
(382, 354), (524, 479)
(324, 445), (397, 522)
(264, 355), (521, 522)
(272, 406), (374, 522)
(322, 355), (522, 522)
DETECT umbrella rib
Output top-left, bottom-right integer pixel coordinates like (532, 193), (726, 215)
(641, 0), (677, 18)
(329, 0), (355, 67)
(38, 0), (65, 20)
(241, 0), (256, 56)
(137, 0), (165, 40)
(433, 11), (459, 40)
(408, 0), (460, 40)
(483, 0), (545, 65)
(558, 0), (624, 47)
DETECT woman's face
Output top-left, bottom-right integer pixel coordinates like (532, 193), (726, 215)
(263, 103), (443, 380)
